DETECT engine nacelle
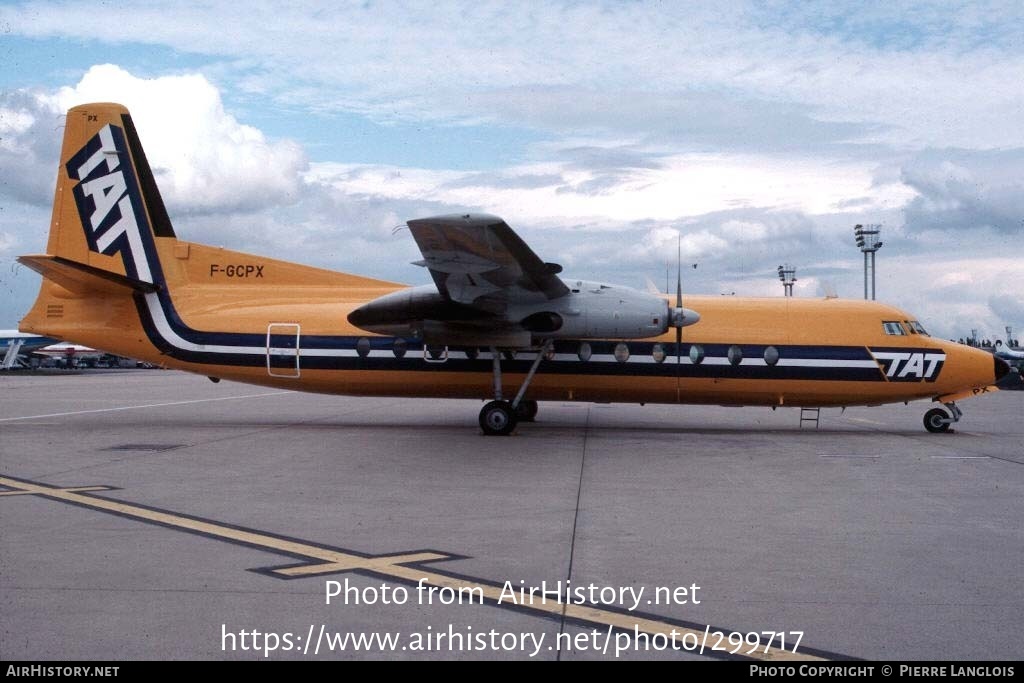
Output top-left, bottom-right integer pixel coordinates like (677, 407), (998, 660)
(348, 280), (699, 345)
(346, 285), (483, 337)
(511, 281), (671, 339)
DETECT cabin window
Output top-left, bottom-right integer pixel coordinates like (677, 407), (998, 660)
(727, 345), (743, 366)
(763, 346), (780, 366)
(689, 344), (704, 364)
(356, 337), (371, 358)
(614, 342), (630, 363)
(909, 321), (929, 335)
(652, 343), (666, 363)
(882, 321), (906, 336)
(578, 342), (592, 362)
(392, 339), (407, 358)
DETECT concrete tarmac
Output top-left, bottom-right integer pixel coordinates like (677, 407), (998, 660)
(1, 370), (1021, 661)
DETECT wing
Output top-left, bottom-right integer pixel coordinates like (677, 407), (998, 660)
(406, 214), (569, 310)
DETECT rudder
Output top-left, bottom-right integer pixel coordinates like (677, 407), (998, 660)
(18, 103), (175, 353)
(43, 102), (174, 286)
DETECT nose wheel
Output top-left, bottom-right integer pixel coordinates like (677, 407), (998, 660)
(923, 401), (962, 433)
(923, 408), (950, 433)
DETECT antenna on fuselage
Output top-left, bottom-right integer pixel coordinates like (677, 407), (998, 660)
(669, 233), (700, 362)
(676, 236), (682, 365)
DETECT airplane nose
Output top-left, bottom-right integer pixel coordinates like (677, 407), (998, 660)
(994, 356), (1011, 382)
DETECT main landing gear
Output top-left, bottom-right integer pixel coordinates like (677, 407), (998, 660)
(923, 401), (962, 433)
(479, 341), (550, 436)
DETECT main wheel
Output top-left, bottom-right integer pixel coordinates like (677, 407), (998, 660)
(479, 400), (517, 436)
(515, 399), (538, 422)
(923, 407), (950, 433)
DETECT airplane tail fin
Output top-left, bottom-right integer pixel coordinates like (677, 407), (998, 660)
(18, 102), (402, 363)
(26, 102), (174, 289)
(17, 102), (179, 351)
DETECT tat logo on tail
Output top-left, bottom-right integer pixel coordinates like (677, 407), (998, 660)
(66, 124), (154, 284)
(870, 349), (946, 382)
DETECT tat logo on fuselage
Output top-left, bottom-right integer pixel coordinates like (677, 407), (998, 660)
(870, 348), (945, 382)
(66, 123), (153, 284)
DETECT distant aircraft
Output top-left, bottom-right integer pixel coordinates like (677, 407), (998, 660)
(993, 339), (1023, 359)
(35, 342), (107, 366)
(0, 330), (59, 369)
(993, 340), (1024, 370)
(17, 103), (1010, 434)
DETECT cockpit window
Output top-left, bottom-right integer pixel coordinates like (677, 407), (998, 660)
(909, 321), (929, 336)
(882, 321), (906, 336)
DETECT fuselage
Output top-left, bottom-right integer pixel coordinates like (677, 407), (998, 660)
(19, 237), (1003, 408)
(16, 101), (1007, 423)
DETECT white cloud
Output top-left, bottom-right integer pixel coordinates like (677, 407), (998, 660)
(308, 150), (910, 226)
(3, 2), (1021, 149)
(1, 0), (1021, 343)
(0, 91), (65, 205)
(36, 65), (308, 214)
(900, 148), (1024, 235)
(0, 231), (16, 252)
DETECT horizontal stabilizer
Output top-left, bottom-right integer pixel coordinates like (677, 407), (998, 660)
(17, 255), (158, 295)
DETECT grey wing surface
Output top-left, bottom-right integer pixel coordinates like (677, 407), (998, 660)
(407, 214), (569, 310)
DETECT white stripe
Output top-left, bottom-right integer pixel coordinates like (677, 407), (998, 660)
(777, 359), (879, 368)
(145, 293), (265, 355)
(125, 205), (152, 283)
(139, 276), (881, 370)
(0, 391), (293, 422)
(139, 300), (894, 371)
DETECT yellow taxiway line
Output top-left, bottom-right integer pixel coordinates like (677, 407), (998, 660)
(1, 474), (829, 661)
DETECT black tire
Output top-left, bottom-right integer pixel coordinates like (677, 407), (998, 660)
(515, 399), (538, 422)
(479, 400), (517, 436)
(923, 407), (950, 433)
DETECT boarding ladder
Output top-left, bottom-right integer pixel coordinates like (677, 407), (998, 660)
(2, 339), (25, 370)
(799, 407), (821, 429)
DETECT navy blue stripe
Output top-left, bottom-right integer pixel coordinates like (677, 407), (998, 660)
(133, 292), (886, 381)
(83, 119), (883, 384)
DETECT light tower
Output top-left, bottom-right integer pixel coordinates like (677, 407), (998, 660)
(853, 224), (883, 300)
(777, 264), (797, 297)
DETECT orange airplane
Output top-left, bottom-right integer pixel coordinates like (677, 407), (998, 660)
(17, 103), (1010, 434)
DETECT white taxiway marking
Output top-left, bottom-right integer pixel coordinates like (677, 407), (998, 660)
(0, 391), (293, 422)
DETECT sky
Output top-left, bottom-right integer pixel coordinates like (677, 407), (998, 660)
(1, 1), (1022, 341)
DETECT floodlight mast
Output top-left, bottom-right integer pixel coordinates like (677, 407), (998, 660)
(853, 224), (882, 300)
(777, 264), (796, 297)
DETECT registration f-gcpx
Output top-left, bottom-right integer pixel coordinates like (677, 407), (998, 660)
(18, 103), (1009, 434)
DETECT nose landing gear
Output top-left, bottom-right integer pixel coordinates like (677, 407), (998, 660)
(923, 401), (962, 433)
